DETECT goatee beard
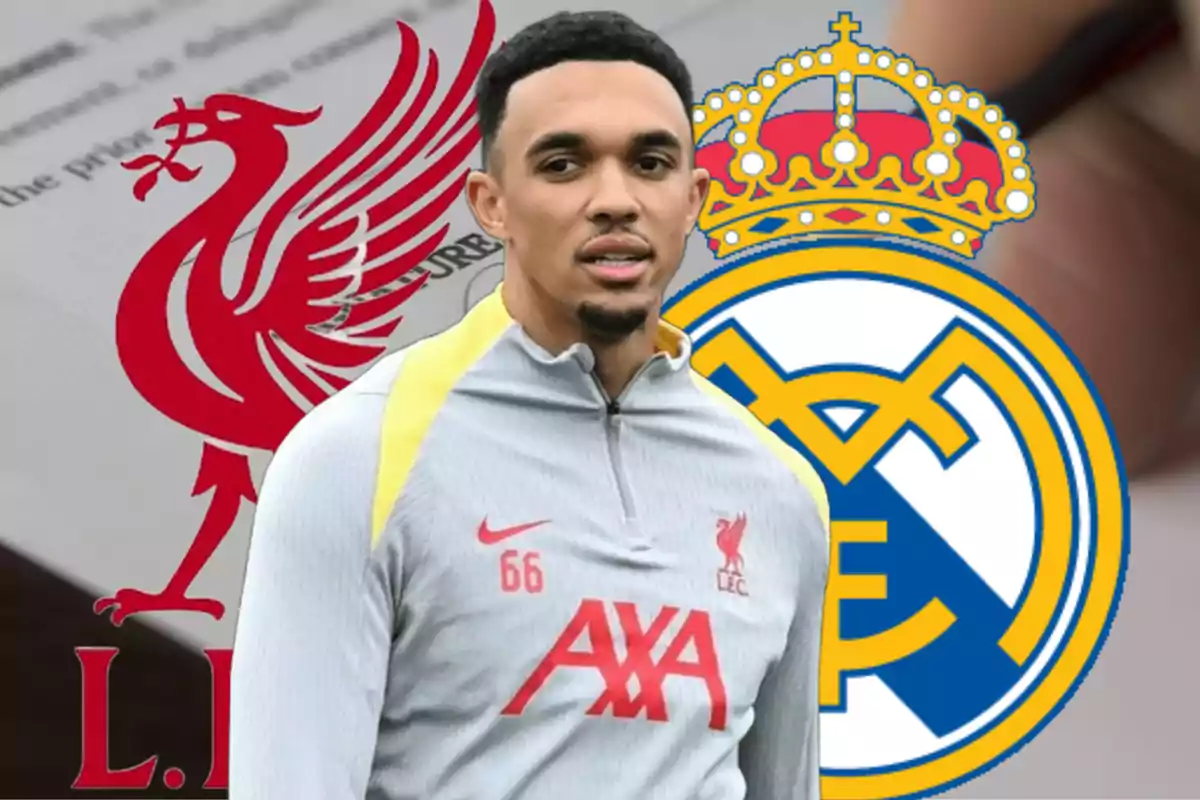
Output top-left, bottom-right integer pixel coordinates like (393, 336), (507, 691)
(576, 302), (649, 344)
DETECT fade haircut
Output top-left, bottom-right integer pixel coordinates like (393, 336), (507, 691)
(473, 10), (695, 172)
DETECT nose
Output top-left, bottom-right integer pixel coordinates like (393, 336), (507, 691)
(586, 159), (639, 226)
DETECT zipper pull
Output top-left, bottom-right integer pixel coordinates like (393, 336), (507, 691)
(606, 399), (621, 416)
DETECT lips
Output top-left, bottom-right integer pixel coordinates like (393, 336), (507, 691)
(581, 253), (643, 265)
(577, 235), (653, 266)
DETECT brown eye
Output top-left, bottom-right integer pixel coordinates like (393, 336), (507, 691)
(541, 156), (579, 176)
(636, 154), (671, 175)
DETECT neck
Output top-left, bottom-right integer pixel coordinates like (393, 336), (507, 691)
(501, 274), (659, 400)
(590, 318), (659, 400)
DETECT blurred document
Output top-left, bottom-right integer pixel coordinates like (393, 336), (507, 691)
(0, 0), (726, 650)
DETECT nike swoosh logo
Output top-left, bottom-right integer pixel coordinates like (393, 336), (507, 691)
(478, 518), (550, 545)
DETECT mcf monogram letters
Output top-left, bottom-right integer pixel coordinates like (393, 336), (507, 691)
(691, 319), (1065, 706)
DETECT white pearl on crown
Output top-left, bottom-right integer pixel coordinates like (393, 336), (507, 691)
(1013, 167), (1028, 180)
(732, 131), (747, 145)
(839, 114), (853, 128)
(820, 52), (833, 65)
(780, 61), (795, 76)
(800, 211), (815, 224)
(915, 73), (929, 88)
(748, 89), (762, 104)
(951, 230), (967, 245)
(762, 73), (776, 88)
(877, 210), (891, 224)
(728, 88), (743, 102)
(724, 231), (739, 244)
(833, 141), (857, 163)
(741, 151), (766, 175)
(738, 109), (752, 123)
(709, 96), (723, 110)
(1005, 190), (1030, 213)
(858, 51), (871, 65)
(693, 109), (706, 123)
(800, 54), (814, 69)
(839, 92), (853, 106)
(926, 152), (950, 175)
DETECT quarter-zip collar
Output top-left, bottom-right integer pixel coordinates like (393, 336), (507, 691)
(478, 282), (693, 409)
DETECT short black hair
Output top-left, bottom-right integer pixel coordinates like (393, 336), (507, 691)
(474, 10), (695, 171)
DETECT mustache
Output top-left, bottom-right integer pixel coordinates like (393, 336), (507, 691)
(578, 227), (654, 254)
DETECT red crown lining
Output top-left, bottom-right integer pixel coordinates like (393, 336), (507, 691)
(696, 110), (1006, 213)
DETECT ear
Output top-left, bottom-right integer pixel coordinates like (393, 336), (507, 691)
(685, 166), (711, 230)
(465, 170), (507, 240)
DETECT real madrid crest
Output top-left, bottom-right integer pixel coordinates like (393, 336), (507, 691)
(663, 13), (1130, 800)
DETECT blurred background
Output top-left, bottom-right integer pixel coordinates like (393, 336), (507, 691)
(1, 0), (1197, 797)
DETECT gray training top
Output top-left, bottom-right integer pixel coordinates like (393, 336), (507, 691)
(228, 284), (831, 800)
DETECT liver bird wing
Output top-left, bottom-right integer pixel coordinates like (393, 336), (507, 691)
(234, 0), (496, 406)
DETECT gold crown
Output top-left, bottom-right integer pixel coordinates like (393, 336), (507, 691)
(693, 13), (1036, 260)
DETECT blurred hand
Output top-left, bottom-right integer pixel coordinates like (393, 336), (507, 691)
(888, 0), (1200, 478)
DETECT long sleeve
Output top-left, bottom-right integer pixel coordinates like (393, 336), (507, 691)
(739, 504), (830, 800)
(228, 389), (397, 799)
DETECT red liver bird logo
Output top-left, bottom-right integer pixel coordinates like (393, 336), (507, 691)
(716, 514), (747, 575)
(94, 1), (497, 626)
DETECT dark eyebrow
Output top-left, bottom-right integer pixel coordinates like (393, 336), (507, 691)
(631, 130), (684, 154)
(525, 132), (587, 162)
(523, 129), (685, 163)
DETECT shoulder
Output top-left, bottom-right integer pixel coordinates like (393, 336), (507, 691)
(258, 347), (419, 552)
(264, 351), (405, 499)
(257, 291), (516, 550)
(284, 289), (515, 468)
(385, 290), (515, 394)
(687, 369), (830, 535)
(297, 300), (513, 544)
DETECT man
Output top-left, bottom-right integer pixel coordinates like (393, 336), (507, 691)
(228, 10), (830, 800)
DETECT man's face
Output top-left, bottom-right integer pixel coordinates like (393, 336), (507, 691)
(469, 60), (709, 342)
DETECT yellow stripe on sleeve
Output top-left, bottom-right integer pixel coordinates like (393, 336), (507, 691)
(370, 287), (512, 547)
